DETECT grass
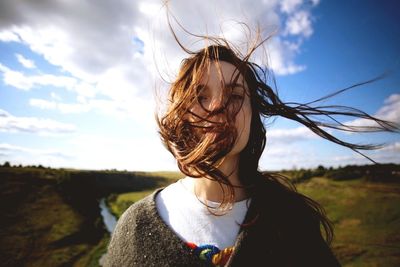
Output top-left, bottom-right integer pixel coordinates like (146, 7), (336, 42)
(108, 190), (156, 218)
(140, 171), (184, 180)
(74, 235), (110, 267)
(296, 177), (400, 266)
(0, 172), (92, 266)
(0, 167), (182, 267)
(2, 165), (398, 266)
(0, 167), (108, 267)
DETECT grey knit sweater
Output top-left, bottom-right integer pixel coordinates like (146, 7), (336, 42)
(104, 185), (341, 267)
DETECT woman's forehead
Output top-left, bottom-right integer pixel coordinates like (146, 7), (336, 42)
(199, 60), (246, 86)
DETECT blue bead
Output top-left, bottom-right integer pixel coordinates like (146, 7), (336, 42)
(193, 244), (220, 263)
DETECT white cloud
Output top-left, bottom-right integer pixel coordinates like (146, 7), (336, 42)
(1, 61), (155, 126)
(0, 0), (322, 171)
(0, 108), (76, 135)
(0, 64), (78, 90)
(326, 141), (400, 166)
(379, 142), (400, 152)
(280, 0), (303, 14)
(280, 0), (320, 12)
(29, 98), (58, 110)
(0, 0), (322, 116)
(138, 2), (162, 16)
(0, 63), (8, 72)
(311, 0), (320, 6)
(0, 143), (73, 158)
(0, 143), (75, 168)
(331, 149), (400, 165)
(266, 38), (306, 75)
(260, 143), (320, 170)
(51, 92), (62, 101)
(377, 94), (400, 123)
(259, 126), (320, 170)
(29, 96), (156, 128)
(0, 0), (322, 93)
(331, 154), (367, 164)
(15, 53), (36, 69)
(284, 10), (313, 38)
(267, 126), (316, 143)
(346, 93), (400, 130)
(0, 29), (20, 42)
(263, 145), (303, 158)
(67, 133), (176, 171)
(3, 69), (32, 90)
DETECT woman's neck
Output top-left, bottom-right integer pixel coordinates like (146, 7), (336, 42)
(184, 155), (248, 203)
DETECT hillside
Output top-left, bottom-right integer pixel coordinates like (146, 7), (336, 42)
(0, 167), (176, 267)
(0, 164), (398, 266)
(297, 177), (400, 266)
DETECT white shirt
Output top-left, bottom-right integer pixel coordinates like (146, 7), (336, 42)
(155, 177), (251, 249)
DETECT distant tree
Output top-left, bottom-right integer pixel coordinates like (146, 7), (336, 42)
(314, 165), (327, 177)
(2, 161), (11, 167)
(317, 165), (326, 171)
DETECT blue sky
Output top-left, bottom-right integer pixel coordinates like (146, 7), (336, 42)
(0, 0), (399, 171)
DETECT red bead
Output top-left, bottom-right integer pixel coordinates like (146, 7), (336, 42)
(186, 242), (198, 250)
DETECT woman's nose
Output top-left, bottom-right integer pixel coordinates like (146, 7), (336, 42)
(206, 97), (226, 124)
(209, 96), (224, 112)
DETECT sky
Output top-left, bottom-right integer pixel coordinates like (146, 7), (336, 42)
(0, 0), (399, 172)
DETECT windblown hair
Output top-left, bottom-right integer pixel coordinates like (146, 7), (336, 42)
(156, 16), (399, 246)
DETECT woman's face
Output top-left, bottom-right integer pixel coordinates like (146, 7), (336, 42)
(189, 60), (252, 156)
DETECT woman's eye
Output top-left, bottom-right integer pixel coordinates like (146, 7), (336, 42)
(197, 95), (209, 104)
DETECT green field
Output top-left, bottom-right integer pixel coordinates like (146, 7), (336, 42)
(0, 167), (180, 267)
(0, 168), (106, 267)
(109, 176), (400, 266)
(297, 177), (400, 266)
(1, 165), (399, 266)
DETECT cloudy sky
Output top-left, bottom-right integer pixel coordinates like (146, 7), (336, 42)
(0, 0), (399, 171)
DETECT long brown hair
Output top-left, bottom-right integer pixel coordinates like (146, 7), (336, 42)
(156, 14), (399, 246)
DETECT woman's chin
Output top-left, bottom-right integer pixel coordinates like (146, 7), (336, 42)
(225, 148), (241, 158)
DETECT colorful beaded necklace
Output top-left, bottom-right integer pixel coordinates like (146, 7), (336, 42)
(186, 242), (234, 266)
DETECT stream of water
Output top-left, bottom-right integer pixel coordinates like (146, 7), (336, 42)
(98, 197), (117, 266)
(99, 197), (117, 234)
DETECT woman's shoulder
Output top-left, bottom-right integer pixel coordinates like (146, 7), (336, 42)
(255, 175), (313, 210)
(103, 188), (164, 267)
(249, 177), (341, 266)
(117, 188), (163, 226)
(251, 175), (321, 234)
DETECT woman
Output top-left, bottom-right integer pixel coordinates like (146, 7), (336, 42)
(104, 40), (397, 266)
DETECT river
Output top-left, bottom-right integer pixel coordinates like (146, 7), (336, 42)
(99, 198), (117, 234)
(98, 198), (117, 266)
